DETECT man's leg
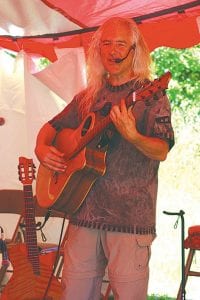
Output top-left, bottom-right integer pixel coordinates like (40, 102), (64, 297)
(101, 232), (154, 300)
(61, 225), (107, 300)
(110, 277), (149, 300)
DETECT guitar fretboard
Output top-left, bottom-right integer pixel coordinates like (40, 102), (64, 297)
(24, 185), (40, 275)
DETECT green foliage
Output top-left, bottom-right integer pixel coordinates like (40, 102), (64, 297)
(37, 57), (51, 70)
(151, 45), (200, 116)
(148, 296), (175, 300)
(152, 46), (200, 187)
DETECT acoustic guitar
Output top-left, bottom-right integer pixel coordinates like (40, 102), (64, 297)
(36, 72), (171, 215)
(1, 157), (62, 300)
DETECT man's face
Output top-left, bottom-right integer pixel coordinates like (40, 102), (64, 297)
(100, 22), (135, 78)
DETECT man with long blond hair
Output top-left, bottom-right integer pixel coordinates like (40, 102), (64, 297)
(35, 16), (174, 300)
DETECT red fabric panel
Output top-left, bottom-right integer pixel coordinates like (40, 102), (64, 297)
(40, 0), (200, 27)
(40, 0), (88, 27)
(140, 14), (200, 50)
(0, 6), (199, 60)
(0, 35), (82, 61)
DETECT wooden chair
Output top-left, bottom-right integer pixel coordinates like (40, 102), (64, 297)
(0, 190), (25, 243)
(177, 225), (200, 300)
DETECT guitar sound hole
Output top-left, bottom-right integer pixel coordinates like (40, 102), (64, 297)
(81, 116), (92, 136)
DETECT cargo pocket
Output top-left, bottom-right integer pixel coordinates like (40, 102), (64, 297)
(135, 235), (154, 271)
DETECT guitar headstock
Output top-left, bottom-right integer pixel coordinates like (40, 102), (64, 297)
(153, 71), (171, 89)
(143, 71), (171, 96)
(18, 156), (36, 185)
(126, 71), (172, 110)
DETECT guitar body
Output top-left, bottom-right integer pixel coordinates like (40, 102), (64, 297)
(36, 123), (107, 214)
(1, 243), (62, 300)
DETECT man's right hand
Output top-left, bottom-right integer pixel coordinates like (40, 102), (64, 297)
(35, 144), (67, 173)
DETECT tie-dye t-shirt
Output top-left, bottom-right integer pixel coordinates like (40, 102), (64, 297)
(49, 79), (174, 235)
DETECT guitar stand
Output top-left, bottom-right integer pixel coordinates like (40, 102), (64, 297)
(20, 208), (52, 242)
(0, 226), (10, 291)
(42, 213), (67, 300)
(163, 210), (186, 300)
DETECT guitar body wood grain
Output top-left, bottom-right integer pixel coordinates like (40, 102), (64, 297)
(36, 136), (107, 214)
(1, 243), (62, 300)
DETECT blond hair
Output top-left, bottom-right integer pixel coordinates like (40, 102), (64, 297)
(79, 17), (152, 117)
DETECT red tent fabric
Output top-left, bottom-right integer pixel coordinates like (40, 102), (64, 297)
(0, 0), (199, 61)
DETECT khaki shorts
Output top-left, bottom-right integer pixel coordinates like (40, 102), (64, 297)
(61, 224), (155, 300)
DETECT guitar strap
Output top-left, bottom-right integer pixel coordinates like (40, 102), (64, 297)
(35, 209), (52, 242)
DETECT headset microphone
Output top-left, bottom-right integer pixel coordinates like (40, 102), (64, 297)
(114, 44), (135, 64)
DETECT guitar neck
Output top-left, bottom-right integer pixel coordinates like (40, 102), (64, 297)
(23, 185), (40, 275)
(69, 72), (171, 159)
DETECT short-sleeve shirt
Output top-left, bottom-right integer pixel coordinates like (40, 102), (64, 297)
(49, 79), (174, 235)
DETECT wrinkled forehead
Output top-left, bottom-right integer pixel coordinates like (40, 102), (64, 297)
(101, 21), (134, 43)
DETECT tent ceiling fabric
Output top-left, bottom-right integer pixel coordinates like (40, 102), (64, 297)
(0, 0), (199, 61)
(41, 0), (200, 27)
(0, 0), (81, 35)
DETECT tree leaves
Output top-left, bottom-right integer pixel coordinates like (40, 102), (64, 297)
(152, 45), (200, 113)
